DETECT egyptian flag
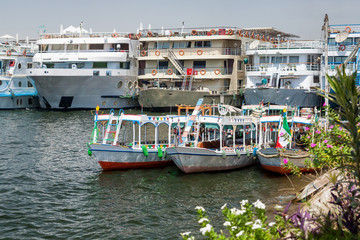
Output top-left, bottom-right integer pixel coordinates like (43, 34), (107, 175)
(276, 115), (291, 148)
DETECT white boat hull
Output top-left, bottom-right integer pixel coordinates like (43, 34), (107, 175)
(167, 146), (257, 173)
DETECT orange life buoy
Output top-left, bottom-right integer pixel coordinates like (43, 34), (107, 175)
(112, 33), (119, 38)
(261, 35), (265, 41)
(339, 44), (346, 51)
(238, 29), (243, 37)
(191, 30), (197, 36)
(244, 32), (249, 37)
(6, 50), (11, 56)
(200, 69), (206, 75)
(250, 32), (255, 39)
(168, 31), (173, 36)
(179, 50), (184, 56)
(197, 49), (203, 55)
(152, 69), (157, 75)
(167, 69), (173, 75)
(136, 33), (142, 39)
(345, 26), (351, 33)
(256, 34), (260, 40)
(210, 29), (216, 35)
(155, 50), (160, 56)
(141, 50), (147, 56)
(214, 69), (220, 75)
(147, 31), (153, 37)
(22, 50), (26, 56)
(228, 29), (234, 35)
(267, 36), (270, 42)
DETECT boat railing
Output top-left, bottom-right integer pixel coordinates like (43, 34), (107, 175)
(246, 62), (321, 72)
(37, 49), (129, 54)
(40, 32), (132, 39)
(246, 41), (323, 51)
(139, 67), (233, 76)
(139, 47), (241, 57)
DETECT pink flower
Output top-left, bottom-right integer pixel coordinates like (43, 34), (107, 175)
(315, 130), (321, 134)
(329, 125), (334, 129)
(339, 146), (343, 149)
(280, 132), (284, 136)
(323, 102), (326, 107)
(338, 135), (341, 138)
(305, 127), (310, 131)
(307, 136), (311, 139)
(339, 127), (342, 130)
(307, 114), (312, 119)
(283, 159), (288, 164)
(357, 123), (360, 126)
(311, 143), (317, 147)
(327, 144), (333, 148)
(323, 140), (328, 143)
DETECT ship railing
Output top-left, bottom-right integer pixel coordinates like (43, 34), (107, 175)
(246, 63), (321, 72)
(138, 27), (241, 38)
(38, 49), (130, 54)
(39, 32), (132, 39)
(138, 67), (233, 76)
(139, 47), (241, 57)
(247, 41), (323, 51)
(328, 44), (356, 52)
(328, 63), (355, 72)
(142, 85), (237, 94)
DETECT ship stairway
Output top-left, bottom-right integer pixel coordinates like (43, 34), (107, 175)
(166, 49), (186, 76)
(102, 110), (123, 145)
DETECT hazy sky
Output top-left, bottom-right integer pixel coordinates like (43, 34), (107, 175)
(4, 0), (360, 40)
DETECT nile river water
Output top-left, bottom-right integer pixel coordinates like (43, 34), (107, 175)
(0, 109), (310, 239)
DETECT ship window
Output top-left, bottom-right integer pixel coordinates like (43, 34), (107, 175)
(117, 81), (123, 88)
(79, 44), (86, 50)
(193, 61), (206, 69)
(154, 42), (170, 49)
(0, 80), (2, 86)
(328, 38), (335, 44)
(77, 62), (85, 68)
(314, 76), (319, 83)
(28, 81), (33, 87)
(120, 43), (129, 50)
(120, 62), (130, 69)
(18, 63), (22, 69)
(271, 56), (286, 64)
(93, 71), (100, 76)
(173, 41), (190, 48)
(194, 41), (211, 48)
(45, 63), (54, 68)
(28, 98), (33, 105)
(18, 81), (22, 87)
(27, 63), (33, 69)
(106, 70), (111, 76)
(40, 45), (49, 52)
(343, 38), (353, 45)
(93, 62), (107, 68)
(158, 61), (168, 69)
(89, 44), (104, 50)
(260, 57), (270, 63)
(51, 44), (65, 51)
(289, 56), (299, 63)
(128, 81), (133, 89)
(67, 44), (79, 50)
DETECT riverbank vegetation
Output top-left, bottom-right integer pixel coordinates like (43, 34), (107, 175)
(181, 66), (360, 239)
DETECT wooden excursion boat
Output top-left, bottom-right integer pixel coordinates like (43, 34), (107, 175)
(87, 107), (173, 170)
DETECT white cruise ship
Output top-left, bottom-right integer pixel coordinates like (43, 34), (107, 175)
(0, 39), (39, 109)
(27, 25), (139, 109)
(326, 23), (360, 84)
(244, 28), (323, 107)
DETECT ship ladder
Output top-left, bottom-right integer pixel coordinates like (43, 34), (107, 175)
(102, 110), (123, 145)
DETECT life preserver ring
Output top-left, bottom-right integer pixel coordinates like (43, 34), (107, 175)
(191, 30), (197, 36)
(112, 33), (119, 38)
(141, 50), (147, 56)
(136, 33), (142, 39)
(228, 29), (234, 35)
(167, 69), (173, 75)
(345, 26), (351, 33)
(261, 35), (265, 41)
(197, 49), (203, 55)
(250, 32), (255, 39)
(147, 31), (153, 37)
(244, 32), (249, 37)
(256, 34), (260, 40)
(179, 50), (184, 56)
(128, 34), (132, 39)
(6, 50), (11, 56)
(168, 31), (173, 36)
(155, 50), (160, 56)
(210, 29), (216, 35)
(152, 69), (157, 75)
(339, 44), (346, 51)
(44, 34), (50, 39)
(238, 29), (243, 37)
(214, 69), (220, 75)
(200, 69), (206, 75)
(22, 50), (26, 56)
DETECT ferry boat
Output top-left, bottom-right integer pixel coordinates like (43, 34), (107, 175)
(166, 101), (259, 173)
(87, 107), (173, 170)
(244, 28), (323, 108)
(0, 40), (39, 109)
(27, 25), (139, 109)
(136, 27), (247, 111)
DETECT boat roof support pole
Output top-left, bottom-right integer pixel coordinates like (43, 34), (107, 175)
(220, 125), (223, 150)
(139, 123), (141, 146)
(243, 124), (245, 147)
(133, 122), (135, 146)
(233, 125), (236, 149)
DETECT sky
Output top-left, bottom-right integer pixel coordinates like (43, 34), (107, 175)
(4, 0), (360, 40)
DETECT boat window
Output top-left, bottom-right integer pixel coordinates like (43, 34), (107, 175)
(194, 41), (211, 48)
(259, 56), (270, 63)
(27, 63), (33, 69)
(18, 81), (22, 87)
(77, 62), (85, 68)
(128, 81), (133, 89)
(343, 37), (353, 45)
(51, 44), (65, 51)
(154, 42), (170, 49)
(79, 44), (86, 50)
(271, 56), (286, 64)
(120, 43), (129, 50)
(27, 81), (33, 87)
(66, 44), (79, 50)
(18, 63), (22, 69)
(44, 63), (55, 68)
(193, 61), (206, 69)
(93, 71), (100, 76)
(328, 38), (335, 44)
(158, 61), (168, 69)
(40, 45), (48, 52)
(117, 81), (123, 88)
(173, 41), (190, 48)
(120, 62), (130, 69)
(93, 62), (107, 68)
(106, 70), (111, 76)
(89, 44), (104, 50)
(28, 98), (33, 105)
(289, 56), (299, 63)
(314, 76), (319, 83)
(0, 80), (2, 86)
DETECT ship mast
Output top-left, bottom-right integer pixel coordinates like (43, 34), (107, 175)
(322, 14), (329, 107)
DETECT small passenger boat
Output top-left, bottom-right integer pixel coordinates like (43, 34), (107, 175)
(87, 107), (173, 170)
(167, 102), (259, 173)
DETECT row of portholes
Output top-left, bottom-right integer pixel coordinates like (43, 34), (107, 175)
(102, 99), (136, 106)
(117, 80), (138, 90)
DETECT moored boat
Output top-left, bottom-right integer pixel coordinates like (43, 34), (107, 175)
(167, 102), (259, 173)
(87, 107), (173, 170)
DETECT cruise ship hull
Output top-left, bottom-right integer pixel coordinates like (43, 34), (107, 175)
(244, 88), (323, 107)
(30, 75), (139, 109)
(138, 88), (242, 111)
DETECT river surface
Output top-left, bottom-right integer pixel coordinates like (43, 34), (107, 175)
(0, 109), (310, 239)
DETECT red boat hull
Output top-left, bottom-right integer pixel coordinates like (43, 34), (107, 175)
(99, 160), (173, 171)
